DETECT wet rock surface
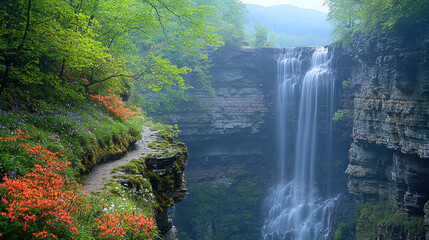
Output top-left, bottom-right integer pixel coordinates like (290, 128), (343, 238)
(344, 30), (429, 218)
(84, 126), (188, 240)
(165, 47), (279, 187)
(165, 47), (324, 187)
(83, 126), (163, 193)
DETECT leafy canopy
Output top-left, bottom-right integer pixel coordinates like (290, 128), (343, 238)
(0, 0), (224, 102)
(325, 0), (429, 42)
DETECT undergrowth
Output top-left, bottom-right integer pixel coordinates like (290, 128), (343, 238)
(0, 96), (164, 239)
(356, 200), (425, 240)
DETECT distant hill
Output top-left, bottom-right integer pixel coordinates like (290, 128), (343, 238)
(245, 4), (333, 46)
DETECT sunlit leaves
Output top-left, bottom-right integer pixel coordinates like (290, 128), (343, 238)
(140, 53), (191, 93)
(0, 0), (226, 100)
(325, 0), (429, 42)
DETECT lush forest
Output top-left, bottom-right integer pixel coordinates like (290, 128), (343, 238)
(326, 0), (429, 43)
(0, 0), (245, 238)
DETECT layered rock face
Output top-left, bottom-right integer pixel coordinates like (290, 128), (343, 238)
(167, 45), (352, 191)
(171, 47), (279, 186)
(112, 133), (188, 240)
(344, 31), (429, 217)
(169, 47), (333, 188)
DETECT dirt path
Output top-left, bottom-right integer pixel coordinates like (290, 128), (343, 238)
(83, 126), (163, 194)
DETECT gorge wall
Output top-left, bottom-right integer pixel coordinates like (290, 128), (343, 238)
(166, 33), (428, 238)
(168, 47), (352, 239)
(343, 31), (429, 218)
(171, 47), (278, 187)
(170, 47), (345, 188)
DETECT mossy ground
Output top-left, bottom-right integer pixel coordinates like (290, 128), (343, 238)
(113, 131), (188, 212)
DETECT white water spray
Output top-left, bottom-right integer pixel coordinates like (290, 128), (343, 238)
(262, 47), (337, 240)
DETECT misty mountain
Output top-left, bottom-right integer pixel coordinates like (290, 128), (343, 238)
(245, 4), (332, 39)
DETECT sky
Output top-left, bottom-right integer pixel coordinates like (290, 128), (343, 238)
(239, 0), (329, 12)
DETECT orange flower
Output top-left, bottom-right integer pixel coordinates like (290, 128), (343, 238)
(90, 93), (140, 120)
(0, 130), (85, 238)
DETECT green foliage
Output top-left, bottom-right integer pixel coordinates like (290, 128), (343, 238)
(139, 53), (192, 93)
(191, 0), (247, 48)
(249, 22), (278, 47)
(325, 0), (360, 43)
(333, 109), (353, 122)
(334, 222), (346, 240)
(356, 201), (425, 240)
(341, 80), (350, 89)
(0, 101), (145, 176)
(356, 0), (429, 33)
(0, 0), (224, 102)
(326, 0), (429, 43)
(175, 171), (264, 240)
(133, 0), (248, 121)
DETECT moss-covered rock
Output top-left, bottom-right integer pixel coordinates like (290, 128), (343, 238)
(111, 130), (188, 236)
(81, 131), (139, 172)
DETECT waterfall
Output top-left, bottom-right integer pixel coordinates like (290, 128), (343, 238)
(262, 47), (337, 240)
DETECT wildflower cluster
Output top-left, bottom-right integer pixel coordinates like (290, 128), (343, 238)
(94, 212), (156, 239)
(53, 65), (89, 87)
(90, 93), (141, 120)
(0, 135), (85, 238)
(0, 128), (38, 175)
(0, 128), (32, 143)
(0, 102), (143, 175)
(0, 130), (158, 239)
(0, 100), (158, 239)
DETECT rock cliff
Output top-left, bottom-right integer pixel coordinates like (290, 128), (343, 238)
(170, 47), (278, 187)
(164, 38), (429, 238)
(168, 47), (333, 188)
(343, 30), (429, 223)
(111, 130), (188, 240)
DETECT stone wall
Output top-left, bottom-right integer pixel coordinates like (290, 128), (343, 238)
(344, 31), (429, 219)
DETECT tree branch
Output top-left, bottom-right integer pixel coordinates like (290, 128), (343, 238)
(84, 73), (133, 88)
(145, 1), (168, 38)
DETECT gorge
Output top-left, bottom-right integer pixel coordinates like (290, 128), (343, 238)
(2, 1), (428, 239)
(165, 29), (429, 240)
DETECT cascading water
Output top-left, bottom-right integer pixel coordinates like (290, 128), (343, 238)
(262, 47), (337, 240)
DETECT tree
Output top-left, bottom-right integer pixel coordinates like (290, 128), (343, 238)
(0, 0), (110, 98)
(325, 0), (360, 42)
(249, 22), (277, 47)
(191, 0), (247, 48)
(0, 0), (226, 104)
(132, 0), (250, 119)
(325, 0), (429, 42)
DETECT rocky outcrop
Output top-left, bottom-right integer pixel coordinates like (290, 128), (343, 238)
(112, 131), (188, 240)
(142, 151), (187, 238)
(344, 30), (429, 218)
